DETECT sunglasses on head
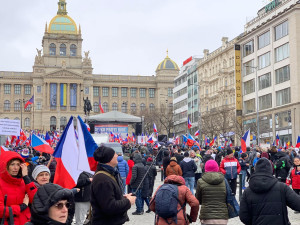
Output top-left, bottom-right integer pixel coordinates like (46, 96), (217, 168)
(54, 202), (70, 210)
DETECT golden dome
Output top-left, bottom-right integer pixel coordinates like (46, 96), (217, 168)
(156, 50), (179, 72)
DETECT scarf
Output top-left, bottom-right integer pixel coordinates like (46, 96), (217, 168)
(97, 163), (123, 191)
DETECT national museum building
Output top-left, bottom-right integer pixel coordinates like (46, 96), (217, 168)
(0, 0), (179, 131)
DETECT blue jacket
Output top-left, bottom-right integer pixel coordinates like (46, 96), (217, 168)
(180, 157), (197, 178)
(117, 156), (129, 178)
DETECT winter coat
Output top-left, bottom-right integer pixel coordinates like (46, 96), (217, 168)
(191, 156), (202, 174)
(130, 154), (146, 189)
(150, 175), (199, 225)
(180, 158), (197, 178)
(126, 160), (134, 185)
(74, 171), (93, 202)
(141, 165), (150, 198)
(146, 161), (157, 196)
(117, 156), (129, 178)
(174, 153), (184, 164)
(91, 165), (131, 225)
(239, 158), (249, 171)
(195, 172), (228, 220)
(274, 151), (292, 180)
(239, 171), (300, 225)
(286, 167), (300, 190)
(0, 151), (37, 225)
(162, 156), (170, 177)
(220, 156), (241, 179)
(166, 161), (182, 177)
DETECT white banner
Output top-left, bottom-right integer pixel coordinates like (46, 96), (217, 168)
(0, 119), (20, 136)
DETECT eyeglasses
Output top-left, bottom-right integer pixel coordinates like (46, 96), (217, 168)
(54, 202), (71, 210)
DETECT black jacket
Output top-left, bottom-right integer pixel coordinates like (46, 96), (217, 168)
(130, 154), (146, 189)
(146, 161), (157, 196)
(74, 171), (93, 202)
(91, 165), (131, 225)
(180, 158), (197, 178)
(174, 153), (184, 164)
(274, 151), (292, 180)
(239, 172), (300, 225)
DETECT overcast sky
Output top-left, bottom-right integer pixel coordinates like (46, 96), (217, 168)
(0, 0), (268, 75)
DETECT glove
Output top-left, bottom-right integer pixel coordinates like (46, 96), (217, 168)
(186, 214), (193, 223)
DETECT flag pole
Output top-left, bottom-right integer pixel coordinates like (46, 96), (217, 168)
(32, 87), (35, 131)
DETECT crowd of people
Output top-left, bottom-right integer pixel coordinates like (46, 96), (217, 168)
(1, 142), (300, 225)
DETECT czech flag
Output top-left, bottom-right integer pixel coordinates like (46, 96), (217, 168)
(45, 132), (52, 145)
(99, 97), (104, 113)
(276, 134), (280, 146)
(5, 136), (11, 146)
(147, 136), (154, 144)
(77, 116), (98, 172)
(182, 135), (188, 145)
(31, 134), (54, 154)
(194, 130), (199, 137)
(204, 136), (209, 146)
(296, 136), (300, 148)
(153, 123), (157, 133)
(241, 129), (250, 152)
(187, 118), (192, 129)
(53, 117), (81, 189)
(24, 95), (34, 109)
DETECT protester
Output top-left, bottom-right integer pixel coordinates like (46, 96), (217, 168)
(190, 150), (203, 187)
(286, 155), (300, 213)
(150, 175), (199, 225)
(274, 150), (292, 183)
(196, 160), (228, 225)
(166, 157), (182, 176)
(239, 153), (249, 190)
(117, 153), (129, 194)
(91, 146), (136, 224)
(220, 148), (241, 195)
(25, 183), (75, 225)
(239, 158), (300, 225)
(162, 149), (170, 179)
(180, 151), (197, 195)
(126, 154), (135, 194)
(0, 151), (37, 225)
(31, 164), (51, 187)
(146, 157), (157, 197)
(174, 149), (184, 164)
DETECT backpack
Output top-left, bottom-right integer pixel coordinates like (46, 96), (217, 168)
(153, 184), (186, 224)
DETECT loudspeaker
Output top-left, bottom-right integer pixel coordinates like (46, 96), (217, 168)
(135, 123), (142, 135)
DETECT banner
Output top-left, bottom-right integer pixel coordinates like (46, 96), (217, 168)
(0, 119), (20, 136)
(50, 83), (57, 106)
(235, 44), (242, 125)
(94, 124), (128, 135)
(70, 84), (77, 107)
(60, 83), (67, 107)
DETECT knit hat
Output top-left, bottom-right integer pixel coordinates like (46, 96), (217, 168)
(261, 152), (269, 159)
(184, 151), (189, 157)
(205, 160), (219, 172)
(21, 149), (29, 158)
(254, 158), (273, 174)
(226, 148), (233, 155)
(32, 165), (51, 180)
(170, 157), (177, 162)
(93, 145), (115, 163)
(147, 157), (153, 162)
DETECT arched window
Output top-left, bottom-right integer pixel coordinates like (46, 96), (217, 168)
(60, 44), (66, 56)
(60, 117), (67, 130)
(93, 102), (99, 113)
(131, 103), (136, 113)
(4, 100), (10, 111)
(49, 43), (56, 55)
(24, 118), (30, 127)
(149, 103), (155, 112)
(14, 100), (20, 112)
(103, 102), (108, 112)
(24, 104), (31, 112)
(50, 116), (56, 131)
(70, 44), (77, 56)
(140, 103), (146, 111)
(14, 117), (20, 121)
(121, 102), (127, 113)
(112, 102), (118, 111)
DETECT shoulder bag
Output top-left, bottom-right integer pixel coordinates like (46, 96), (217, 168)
(224, 179), (240, 218)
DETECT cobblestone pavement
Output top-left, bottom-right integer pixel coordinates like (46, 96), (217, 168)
(126, 170), (300, 225)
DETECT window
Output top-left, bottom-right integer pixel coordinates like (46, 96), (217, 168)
(49, 43), (56, 55)
(243, 40), (254, 57)
(70, 44), (77, 56)
(24, 85), (31, 95)
(112, 102), (118, 111)
(243, 60), (254, 76)
(168, 88), (173, 97)
(244, 99), (255, 114)
(275, 43), (289, 62)
(60, 117), (67, 130)
(130, 88), (137, 97)
(36, 102), (42, 110)
(103, 102), (108, 112)
(275, 65), (290, 84)
(24, 118), (30, 127)
(50, 116), (56, 126)
(4, 100), (10, 111)
(149, 103), (155, 112)
(149, 88), (155, 98)
(93, 102), (99, 113)
(93, 87), (99, 97)
(140, 88), (146, 98)
(24, 104), (31, 112)
(14, 84), (21, 94)
(121, 88), (127, 97)
(112, 87), (118, 97)
(140, 103), (146, 111)
(14, 100), (21, 112)
(131, 103), (136, 113)
(121, 103), (127, 113)
(275, 21), (288, 41)
(84, 87), (89, 95)
(276, 88), (291, 106)
(60, 44), (66, 56)
(243, 79), (255, 95)
(4, 84), (11, 94)
(37, 86), (42, 93)
(258, 31), (270, 49)
(102, 87), (109, 97)
(258, 73), (271, 90)
(259, 94), (272, 110)
(258, 52), (270, 70)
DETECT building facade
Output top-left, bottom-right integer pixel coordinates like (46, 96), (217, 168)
(0, 0), (179, 133)
(238, 0), (300, 145)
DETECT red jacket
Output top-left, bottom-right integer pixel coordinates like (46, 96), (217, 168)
(0, 151), (37, 225)
(220, 156), (241, 180)
(126, 160), (134, 185)
(286, 168), (300, 189)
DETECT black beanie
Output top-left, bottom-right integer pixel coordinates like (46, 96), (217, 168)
(184, 151), (189, 157)
(254, 158), (273, 174)
(93, 145), (115, 163)
(226, 148), (233, 155)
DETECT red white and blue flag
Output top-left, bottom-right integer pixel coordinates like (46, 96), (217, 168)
(99, 97), (104, 113)
(31, 134), (54, 154)
(45, 132), (52, 145)
(241, 129), (250, 153)
(0, 146), (9, 154)
(24, 95), (34, 109)
(153, 123), (157, 133)
(194, 130), (199, 137)
(147, 136), (154, 144)
(296, 136), (300, 148)
(5, 136), (11, 146)
(209, 136), (217, 147)
(187, 118), (192, 129)
(276, 134), (280, 146)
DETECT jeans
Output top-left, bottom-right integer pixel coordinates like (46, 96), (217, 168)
(121, 177), (126, 194)
(227, 178), (237, 195)
(240, 170), (247, 188)
(141, 197), (150, 209)
(184, 177), (195, 195)
(132, 188), (143, 212)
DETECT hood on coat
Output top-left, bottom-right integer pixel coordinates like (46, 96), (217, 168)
(117, 156), (124, 162)
(164, 175), (185, 185)
(127, 159), (135, 168)
(275, 151), (287, 159)
(183, 157), (191, 163)
(249, 174), (277, 193)
(133, 153), (143, 164)
(201, 172), (224, 185)
(169, 161), (178, 167)
(0, 151), (25, 182)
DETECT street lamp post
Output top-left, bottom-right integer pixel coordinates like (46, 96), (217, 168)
(19, 99), (25, 129)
